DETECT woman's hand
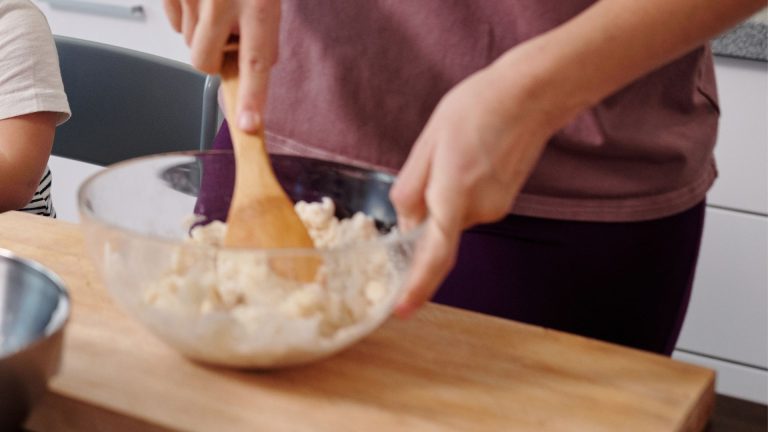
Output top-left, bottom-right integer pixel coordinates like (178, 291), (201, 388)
(390, 53), (564, 318)
(163, 0), (281, 132)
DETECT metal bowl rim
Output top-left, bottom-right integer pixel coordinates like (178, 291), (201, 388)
(0, 248), (70, 359)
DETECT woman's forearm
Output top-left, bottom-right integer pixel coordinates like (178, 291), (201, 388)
(492, 0), (765, 130)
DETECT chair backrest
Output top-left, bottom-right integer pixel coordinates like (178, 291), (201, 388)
(53, 36), (220, 166)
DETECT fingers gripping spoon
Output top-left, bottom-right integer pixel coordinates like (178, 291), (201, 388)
(219, 50), (319, 282)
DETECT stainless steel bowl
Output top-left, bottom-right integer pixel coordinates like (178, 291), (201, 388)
(0, 249), (70, 428)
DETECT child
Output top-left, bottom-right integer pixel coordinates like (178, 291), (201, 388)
(0, 0), (70, 216)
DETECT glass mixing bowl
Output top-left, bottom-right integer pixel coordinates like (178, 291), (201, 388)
(77, 150), (421, 368)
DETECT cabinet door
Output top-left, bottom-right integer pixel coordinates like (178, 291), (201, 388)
(676, 207), (768, 369)
(709, 57), (768, 214)
(32, 0), (190, 63)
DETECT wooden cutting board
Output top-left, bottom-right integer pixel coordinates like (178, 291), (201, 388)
(0, 212), (714, 431)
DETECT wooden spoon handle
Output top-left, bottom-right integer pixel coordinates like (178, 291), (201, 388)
(219, 52), (319, 281)
(219, 55), (278, 195)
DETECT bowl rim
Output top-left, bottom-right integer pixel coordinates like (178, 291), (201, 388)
(76, 150), (425, 255)
(0, 248), (70, 359)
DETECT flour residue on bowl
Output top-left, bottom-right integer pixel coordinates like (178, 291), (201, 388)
(134, 197), (403, 367)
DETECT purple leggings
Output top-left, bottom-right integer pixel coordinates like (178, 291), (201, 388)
(434, 202), (706, 355)
(210, 122), (704, 355)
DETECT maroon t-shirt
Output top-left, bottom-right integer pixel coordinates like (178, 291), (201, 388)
(257, 0), (719, 222)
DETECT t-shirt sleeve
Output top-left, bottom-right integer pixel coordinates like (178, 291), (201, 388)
(0, 1), (71, 125)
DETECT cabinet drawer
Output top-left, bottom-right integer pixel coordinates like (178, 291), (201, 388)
(676, 207), (768, 368)
(32, 0), (190, 63)
(709, 57), (768, 215)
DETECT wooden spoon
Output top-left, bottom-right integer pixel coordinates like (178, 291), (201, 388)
(219, 50), (318, 282)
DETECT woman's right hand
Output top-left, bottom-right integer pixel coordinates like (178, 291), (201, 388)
(163, 0), (281, 132)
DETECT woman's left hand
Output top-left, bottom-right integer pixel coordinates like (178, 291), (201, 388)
(389, 53), (562, 318)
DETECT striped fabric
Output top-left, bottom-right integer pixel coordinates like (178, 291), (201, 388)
(19, 165), (56, 217)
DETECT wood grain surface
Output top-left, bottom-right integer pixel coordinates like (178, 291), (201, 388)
(0, 212), (714, 431)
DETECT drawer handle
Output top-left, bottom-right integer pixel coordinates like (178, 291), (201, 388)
(44, 0), (146, 21)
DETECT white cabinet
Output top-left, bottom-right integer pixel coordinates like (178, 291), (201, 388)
(32, 0), (190, 63)
(673, 56), (768, 405)
(676, 208), (767, 365)
(707, 57), (768, 214)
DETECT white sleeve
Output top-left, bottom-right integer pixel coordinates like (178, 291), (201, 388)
(0, 0), (71, 125)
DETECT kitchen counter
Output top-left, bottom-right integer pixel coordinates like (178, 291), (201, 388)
(712, 9), (768, 61)
(0, 212), (715, 431)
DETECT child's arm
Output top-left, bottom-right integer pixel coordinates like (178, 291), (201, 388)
(0, 112), (58, 212)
